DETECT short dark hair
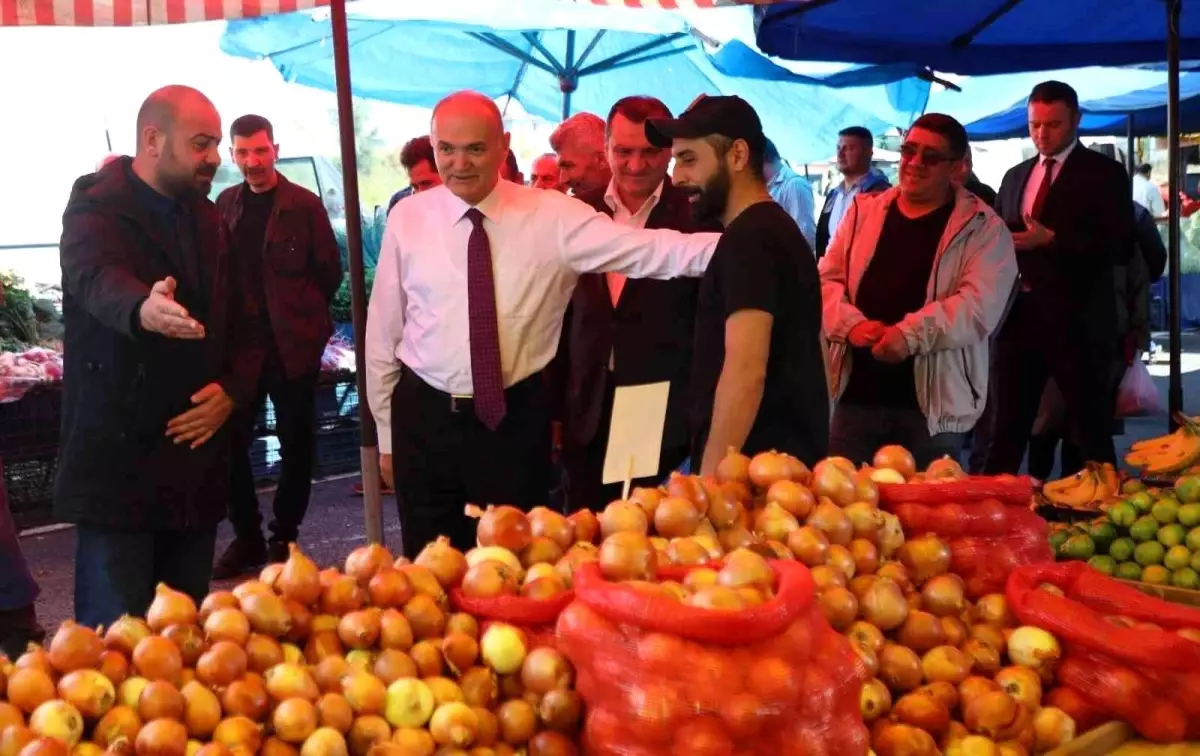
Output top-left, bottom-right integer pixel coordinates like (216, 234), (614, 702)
(399, 135), (435, 172)
(230, 114), (274, 142)
(1138, 163), (1153, 176)
(606, 96), (673, 139)
(710, 134), (765, 181)
(763, 137), (782, 165)
(1029, 80), (1080, 111)
(505, 150), (520, 178)
(908, 113), (969, 160)
(838, 126), (873, 143)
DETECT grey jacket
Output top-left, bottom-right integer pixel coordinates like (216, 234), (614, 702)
(819, 185), (1018, 435)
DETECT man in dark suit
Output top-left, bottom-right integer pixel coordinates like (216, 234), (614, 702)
(57, 86), (263, 626)
(553, 96), (702, 511)
(214, 115), (342, 577)
(980, 81), (1134, 473)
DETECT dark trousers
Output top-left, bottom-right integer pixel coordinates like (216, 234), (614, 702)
(74, 524), (217, 628)
(0, 460), (37, 611)
(391, 369), (552, 558)
(829, 404), (966, 470)
(980, 301), (1117, 474)
(562, 376), (689, 513)
(229, 371), (319, 545)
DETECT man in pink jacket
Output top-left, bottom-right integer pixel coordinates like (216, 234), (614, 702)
(819, 113), (1018, 468)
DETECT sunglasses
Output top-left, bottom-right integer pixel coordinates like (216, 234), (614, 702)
(900, 143), (956, 167)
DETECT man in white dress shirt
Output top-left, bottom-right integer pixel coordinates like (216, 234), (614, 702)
(365, 91), (720, 555)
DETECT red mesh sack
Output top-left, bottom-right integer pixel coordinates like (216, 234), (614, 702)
(877, 475), (1035, 507)
(1007, 561), (1200, 741)
(887, 498), (1044, 539)
(557, 560), (869, 756)
(449, 588), (574, 649)
(948, 522), (1053, 598)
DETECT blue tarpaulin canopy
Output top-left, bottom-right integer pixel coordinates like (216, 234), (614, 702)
(754, 1), (1200, 75)
(220, 6), (930, 162)
(965, 74), (1200, 140)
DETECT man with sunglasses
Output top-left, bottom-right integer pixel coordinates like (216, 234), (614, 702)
(820, 113), (1017, 468)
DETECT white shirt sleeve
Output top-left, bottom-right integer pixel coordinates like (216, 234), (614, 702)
(365, 217), (406, 455)
(553, 196), (720, 278)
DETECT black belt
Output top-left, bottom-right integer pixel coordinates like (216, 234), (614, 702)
(399, 366), (543, 415)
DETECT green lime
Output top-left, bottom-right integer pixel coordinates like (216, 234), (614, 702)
(1129, 492), (1155, 513)
(1088, 555), (1117, 575)
(1062, 535), (1096, 561)
(1088, 521), (1119, 552)
(1192, 551), (1200, 572)
(1172, 567), (1200, 590)
(1134, 541), (1166, 566)
(1109, 537), (1135, 562)
(1131, 516), (1161, 542)
(1123, 479), (1147, 494)
(1048, 530), (1069, 556)
(1188, 527), (1200, 552)
(1178, 503), (1200, 528)
(1159, 523), (1187, 548)
(1115, 562), (1144, 581)
(1175, 475), (1200, 504)
(1108, 502), (1138, 529)
(1142, 565), (1170, 585)
(1153, 499), (1180, 524)
(1165, 545), (1193, 570)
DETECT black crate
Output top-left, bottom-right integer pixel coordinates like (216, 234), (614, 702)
(254, 371), (360, 435)
(0, 382), (62, 528)
(249, 426), (362, 482)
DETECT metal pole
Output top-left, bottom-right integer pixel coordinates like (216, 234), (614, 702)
(1168, 0), (1184, 431)
(331, 0), (384, 544)
(561, 30), (575, 121)
(1126, 114), (1135, 191)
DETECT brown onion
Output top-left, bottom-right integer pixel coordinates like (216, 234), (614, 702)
(528, 508), (575, 551)
(599, 501), (648, 539)
(566, 510), (600, 544)
(344, 544), (395, 586)
(476, 506), (533, 552)
(654, 497), (701, 539)
(597, 531), (656, 582)
(414, 537), (469, 589)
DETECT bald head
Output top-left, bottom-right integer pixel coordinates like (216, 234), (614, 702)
(133, 85), (222, 199)
(431, 90), (511, 206)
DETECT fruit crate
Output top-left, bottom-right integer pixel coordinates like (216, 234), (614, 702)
(1050, 720), (1200, 754)
(0, 382), (61, 529)
(250, 370), (361, 483)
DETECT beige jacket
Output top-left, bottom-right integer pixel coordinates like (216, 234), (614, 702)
(819, 185), (1018, 435)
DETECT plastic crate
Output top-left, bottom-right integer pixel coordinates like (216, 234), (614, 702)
(0, 382), (61, 528)
(249, 426), (361, 482)
(254, 370), (359, 435)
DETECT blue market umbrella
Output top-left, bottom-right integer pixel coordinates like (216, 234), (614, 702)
(220, 8), (931, 163)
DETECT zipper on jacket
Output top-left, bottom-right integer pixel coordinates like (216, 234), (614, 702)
(961, 351), (980, 407)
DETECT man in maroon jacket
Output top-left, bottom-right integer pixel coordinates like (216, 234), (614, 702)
(214, 114), (343, 577)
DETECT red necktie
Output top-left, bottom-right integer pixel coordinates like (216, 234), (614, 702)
(1030, 157), (1057, 220)
(464, 208), (506, 430)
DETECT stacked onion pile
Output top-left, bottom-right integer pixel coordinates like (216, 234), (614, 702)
(0, 540), (583, 756)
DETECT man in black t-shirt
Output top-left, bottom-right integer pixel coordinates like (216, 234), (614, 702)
(819, 114), (1017, 468)
(646, 96), (829, 473)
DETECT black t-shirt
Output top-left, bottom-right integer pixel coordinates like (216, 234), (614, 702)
(235, 186), (278, 362)
(690, 201), (829, 466)
(841, 200), (954, 407)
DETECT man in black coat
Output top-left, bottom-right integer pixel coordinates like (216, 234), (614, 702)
(551, 96), (702, 510)
(980, 81), (1134, 473)
(214, 115), (342, 577)
(57, 86), (263, 627)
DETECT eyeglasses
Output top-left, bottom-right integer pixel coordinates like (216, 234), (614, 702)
(900, 143), (955, 167)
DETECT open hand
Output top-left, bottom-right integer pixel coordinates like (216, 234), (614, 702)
(166, 383), (233, 449)
(848, 320), (887, 348)
(139, 277), (205, 339)
(1012, 214), (1055, 251)
(871, 326), (911, 363)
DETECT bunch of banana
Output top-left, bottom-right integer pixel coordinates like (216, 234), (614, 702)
(1042, 462), (1121, 510)
(1125, 414), (1200, 476)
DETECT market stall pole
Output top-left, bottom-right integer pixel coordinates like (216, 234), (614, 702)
(1169, 0), (1185, 432)
(329, 0), (384, 545)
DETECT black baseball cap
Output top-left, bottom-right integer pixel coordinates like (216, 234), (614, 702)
(644, 95), (766, 152)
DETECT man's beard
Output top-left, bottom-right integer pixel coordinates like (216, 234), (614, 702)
(162, 148), (217, 199)
(687, 166), (731, 224)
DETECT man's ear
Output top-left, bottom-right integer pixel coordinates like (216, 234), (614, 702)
(730, 139), (752, 172)
(502, 131), (512, 153)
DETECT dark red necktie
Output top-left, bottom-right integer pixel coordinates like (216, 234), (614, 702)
(1029, 157), (1057, 220)
(464, 208), (506, 430)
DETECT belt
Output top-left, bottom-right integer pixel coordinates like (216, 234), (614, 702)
(400, 365), (542, 415)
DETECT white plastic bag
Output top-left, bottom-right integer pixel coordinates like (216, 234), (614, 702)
(1115, 360), (1162, 418)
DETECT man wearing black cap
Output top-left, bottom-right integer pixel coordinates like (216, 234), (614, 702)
(646, 96), (829, 473)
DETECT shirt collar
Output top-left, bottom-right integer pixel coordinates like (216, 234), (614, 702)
(603, 178), (665, 217)
(1042, 140), (1078, 165)
(833, 170), (873, 197)
(446, 177), (507, 225)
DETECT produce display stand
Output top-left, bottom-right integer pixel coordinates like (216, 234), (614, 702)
(1053, 721), (1200, 755)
